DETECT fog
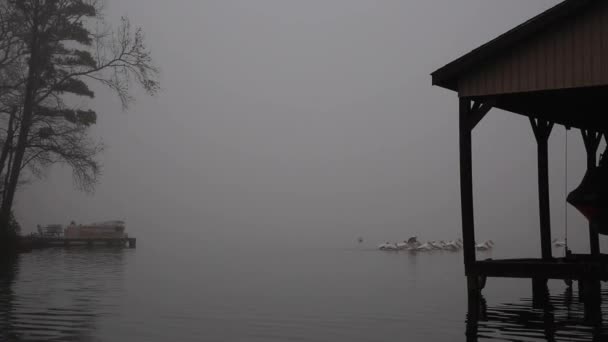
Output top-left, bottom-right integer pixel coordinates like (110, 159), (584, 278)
(16, 0), (601, 256)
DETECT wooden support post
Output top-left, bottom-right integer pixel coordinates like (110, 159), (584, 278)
(581, 130), (602, 256)
(465, 292), (484, 342)
(582, 279), (602, 324)
(460, 99), (492, 295)
(542, 304), (556, 340)
(460, 99), (476, 276)
(532, 278), (549, 308)
(578, 279), (585, 303)
(530, 118), (554, 260)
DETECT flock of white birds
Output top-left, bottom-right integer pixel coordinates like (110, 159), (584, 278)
(377, 237), (495, 252)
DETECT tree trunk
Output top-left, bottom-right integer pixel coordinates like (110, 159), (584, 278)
(2, 146), (13, 204)
(0, 18), (41, 239)
(0, 107), (16, 178)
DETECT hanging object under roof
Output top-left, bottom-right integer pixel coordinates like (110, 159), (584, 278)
(567, 149), (608, 235)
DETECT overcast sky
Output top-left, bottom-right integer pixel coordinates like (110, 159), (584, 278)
(16, 0), (603, 257)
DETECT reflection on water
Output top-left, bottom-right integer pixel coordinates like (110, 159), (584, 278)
(467, 284), (608, 341)
(0, 255), (19, 341)
(0, 248), (127, 342)
(5, 246), (608, 341)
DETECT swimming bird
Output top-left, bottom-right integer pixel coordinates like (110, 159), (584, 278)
(429, 241), (444, 250)
(553, 239), (566, 247)
(406, 237), (421, 249)
(378, 242), (398, 251)
(396, 241), (410, 250)
(413, 242), (433, 252)
(443, 240), (462, 251)
(475, 240), (494, 251)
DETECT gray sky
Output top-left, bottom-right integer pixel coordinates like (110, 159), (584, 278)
(16, 0), (602, 257)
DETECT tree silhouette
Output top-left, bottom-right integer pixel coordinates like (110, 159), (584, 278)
(0, 0), (159, 245)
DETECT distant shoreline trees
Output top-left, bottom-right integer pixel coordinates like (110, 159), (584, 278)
(0, 0), (159, 251)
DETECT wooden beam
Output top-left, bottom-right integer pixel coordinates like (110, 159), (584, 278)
(583, 280), (602, 323)
(569, 253), (608, 262)
(581, 129), (602, 256)
(530, 118), (553, 260)
(530, 118), (554, 141)
(475, 259), (607, 280)
(532, 278), (549, 308)
(582, 130), (602, 168)
(469, 101), (493, 130)
(466, 291), (486, 341)
(460, 98), (476, 275)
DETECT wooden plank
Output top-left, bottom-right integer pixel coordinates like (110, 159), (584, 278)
(536, 33), (547, 90)
(529, 39), (538, 91)
(564, 17), (575, 88)
(601, 4), (608, 83)
(546, 28), (556, 88)
(518, 41), (528, 92)
(569, 253), (608, 262)
(481, 64), (489, 96)
(573, 13), (585, 87)
(497, 56), (505, 94)
(488, 61), (498, 94)
(504, 49), (514, 93)
(582, 11), (593, 85)
(468, 73), (476, 96)
(554, 23), (566, 89)
(475, 259), (608, 280)
(591, 8), (602, 85)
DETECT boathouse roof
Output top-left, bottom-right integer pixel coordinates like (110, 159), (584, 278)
(432, 0), (608, 130)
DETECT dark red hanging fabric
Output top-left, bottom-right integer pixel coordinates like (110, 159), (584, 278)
(567, 152), (608, 235)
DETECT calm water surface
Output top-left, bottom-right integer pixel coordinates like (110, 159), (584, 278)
(1, 243), (607, 341)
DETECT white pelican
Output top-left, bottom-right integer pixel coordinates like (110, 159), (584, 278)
(429, 241), (444, 250)
(475, 240), (494, 251)
(396, 241), (410, 250)
(553, 239), (566, 247)
(378, 242), (398, 251)
(413, 242), (433, 251)
(443, 240), (462, 251)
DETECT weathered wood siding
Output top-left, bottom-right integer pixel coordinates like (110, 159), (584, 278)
(459, 2), (608, 97)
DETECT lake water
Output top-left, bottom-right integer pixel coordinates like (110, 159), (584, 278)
(1, 243), (607, 341)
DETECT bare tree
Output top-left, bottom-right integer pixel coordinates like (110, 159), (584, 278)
(24, 106), (103, 192)
(0, 0), (159, 240)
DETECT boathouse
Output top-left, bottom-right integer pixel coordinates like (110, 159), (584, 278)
(432, 0), (608, 303)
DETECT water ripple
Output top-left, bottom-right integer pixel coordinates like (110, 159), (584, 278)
(0, 249), (128, 342)
(467, 285), (608, 341)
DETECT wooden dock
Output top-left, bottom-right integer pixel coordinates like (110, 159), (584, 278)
(22, 236), (136, 249)
(431, 0), (608, 319)
(475, 255), (608, 280)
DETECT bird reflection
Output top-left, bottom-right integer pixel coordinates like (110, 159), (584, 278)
(466, 284), (608, 341)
